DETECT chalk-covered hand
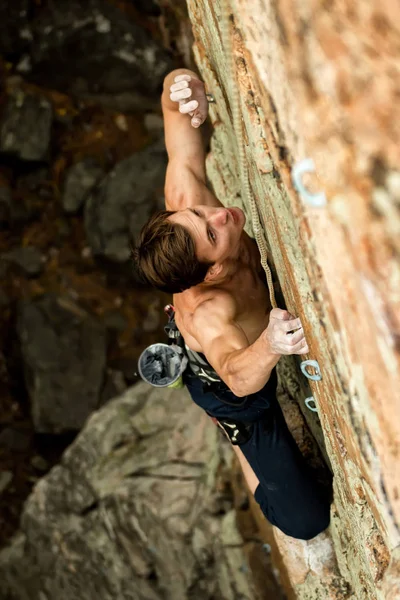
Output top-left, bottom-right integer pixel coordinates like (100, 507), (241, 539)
(265, 308), (309, 355)
(169, 74), (209, 128)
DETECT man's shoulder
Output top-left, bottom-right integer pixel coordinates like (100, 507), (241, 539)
(175, 287), (237, 346)
(192, 289), (237, 329)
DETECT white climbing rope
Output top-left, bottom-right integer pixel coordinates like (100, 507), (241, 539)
(220, 0), (277, 309)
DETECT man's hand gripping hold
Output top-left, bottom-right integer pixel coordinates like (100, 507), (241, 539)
(265, 308), (309, 355)
(169, 73), (209, 129)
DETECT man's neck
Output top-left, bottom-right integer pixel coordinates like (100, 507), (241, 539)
(200, 235), (253, 289)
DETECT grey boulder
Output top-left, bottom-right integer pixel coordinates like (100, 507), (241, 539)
(0, 382), (259, 600)
(85, 142), (167, 262)
(19, 0), (173, 110)
(62, 158), (105, 214)
(17, 294), (107, 433)
(0, 89), (52, 162)
(1, 246), (44, 277)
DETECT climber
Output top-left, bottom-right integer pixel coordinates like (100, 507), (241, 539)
(133, 69), (332, 540)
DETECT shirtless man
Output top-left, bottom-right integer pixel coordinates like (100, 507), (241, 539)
(134, 69), (332, 539)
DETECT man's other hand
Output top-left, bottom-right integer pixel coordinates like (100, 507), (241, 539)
(169, 74), (209, 128)
(265, 308), (309, 355)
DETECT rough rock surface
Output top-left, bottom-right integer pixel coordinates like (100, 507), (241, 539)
(12, 0), (173, 110)
(0, 0), (31, 58)
(0, 382), (273, 600)
(185, 0), (400, 597)
(17, 294), (107, 433)
(85, 141), (167, 262)
(0, 184), (11, 226)
(62, 158), (105, 214)
(0, 89), (52, 161)
(1, 246), (44, 277)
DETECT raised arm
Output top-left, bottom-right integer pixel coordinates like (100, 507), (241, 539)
(161, 69), (222, 211)
(191, 301), (309, 397)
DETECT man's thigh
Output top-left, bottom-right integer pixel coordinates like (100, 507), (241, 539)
(239, 400), (331, 537)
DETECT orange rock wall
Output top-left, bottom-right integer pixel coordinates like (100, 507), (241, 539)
(185, 0), (400, 598)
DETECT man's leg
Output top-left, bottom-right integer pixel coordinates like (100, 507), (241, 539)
(231, 443), (259, 494)
(237, 399), (332, 540)
(184, 370), (331, 539)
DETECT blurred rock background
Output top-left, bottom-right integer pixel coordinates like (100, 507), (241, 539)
(0, 0), (185, 549)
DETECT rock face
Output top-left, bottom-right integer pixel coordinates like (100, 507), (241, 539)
(184, 0), (400, 597)
(85, 142), (167, 262)
(17, 294), (107, 433)
(0, 89), (52, 161)
(7, 0), (173, 110)
(0, 0), (30, 58)
(0, 383), (271, 600)
(1, 246), (44, 277)
(62, 158), (105, 214)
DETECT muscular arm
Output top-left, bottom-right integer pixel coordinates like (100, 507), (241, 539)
(161, 69), (222, 211)
(191, 299), (308, 397)
(191, 297), (279, 397)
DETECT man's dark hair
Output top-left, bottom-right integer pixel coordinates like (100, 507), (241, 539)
(132, 210), (213, 294)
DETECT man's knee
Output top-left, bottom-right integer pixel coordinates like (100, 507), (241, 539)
(255, 486), (331, 540)
(284, 514), (330, 540)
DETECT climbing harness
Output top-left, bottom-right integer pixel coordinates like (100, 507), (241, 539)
(221, 0), (277, 310)
(300, 359), (322, 381)
(304, 396), (318, 413)
(291, 158), (327, 207)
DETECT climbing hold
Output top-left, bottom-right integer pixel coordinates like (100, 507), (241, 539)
(262, 543), (271, 554)
(305, 396), (318, 412)
(291, 158), (327, 207)
(300, 359), (322, 381)
(206, 93), (216, 103)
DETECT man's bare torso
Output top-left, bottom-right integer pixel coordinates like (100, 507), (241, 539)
(174, 233), (272, 353)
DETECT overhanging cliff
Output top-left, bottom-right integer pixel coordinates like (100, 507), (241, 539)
(185, 0), (400, 598)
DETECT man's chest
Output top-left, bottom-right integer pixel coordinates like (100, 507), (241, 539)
(231, 263), (271, 326)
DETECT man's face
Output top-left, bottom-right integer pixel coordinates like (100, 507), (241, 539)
(169, 205), (245, 263)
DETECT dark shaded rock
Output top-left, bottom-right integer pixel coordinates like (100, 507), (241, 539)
(85, 142), (167, 262)
(0, 428), (31, 452)
(0, 289), (10, 308)
(0, 0), (31, 58)
(0, 185), (11, 226)
(62, 159), (105, 214)
(99, 369), (126, 406)
(144, 112), (164, 137)
(103, 310), (128, 334)
(30, 455), (50, 472)
(17, 294), (107, 433)
(0, 471), (13, 495)
(131, 0), (161, 17)
(18, 0), (173, 109)
(1, 246), (44, 277)
(16, 167), (51, 198)
(0, 383), (257, 600)
(0, 260), (8, 280)
(0, 89), (52, 162)
(110, 356), (138, 383)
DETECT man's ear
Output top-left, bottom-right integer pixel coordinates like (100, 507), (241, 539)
(204, 263), (223, 282)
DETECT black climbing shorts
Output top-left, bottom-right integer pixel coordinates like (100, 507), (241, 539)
(183, 370), (332, 540)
